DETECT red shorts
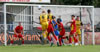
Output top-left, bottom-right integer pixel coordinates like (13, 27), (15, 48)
(60, 30), (65, 36)
(70, 30), (76, 35)
(14, 34), (23, 38)
(47, 25), (54, 33)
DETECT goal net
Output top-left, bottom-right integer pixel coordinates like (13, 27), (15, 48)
(1, 3), (95, 46)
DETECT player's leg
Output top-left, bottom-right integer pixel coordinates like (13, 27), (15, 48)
(69, 31), (73, 45)
(47, 29), (52, 41)
(21, 35), (24, 45)
(61, 36), (69, 46)
(69, 34), (77, 46)
(47, 30), (53, 46)
(18, 34), (24, 44)
(54, 30), (59, 40)
(60, 31), (69, 46)
(43, 31), (48, 44)
(41, 22), (48, 44)
(10, 34), (17, 45)
(78, 30), (81, 45)
(59, 31), (69, 46)
(10, 39), (14, 45)
(61, 39), (64, 45)
(43, 22), (48, 44)
(78, 34), (81, 45)
(70, 30), (78, 45)
(51, 31), (57, 41)
(69, 35), (73, 45)
(73, 33), (78, 45)
(21, 38), (24, 45)
(58, 35), (67, 46)
(60, 31), (69, 40)
(47, 32), (54, 46)
(73, 36), (78, 45)
(41, 23), (47, 39)
(58, 35), (62, 46)
(51, 31), (59, 46)
(51, 26), (59, 46)
(51, 26), (57, 41)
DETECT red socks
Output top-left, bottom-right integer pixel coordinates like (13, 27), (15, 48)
(22, 40), (24, 44)
(10, 40), (14, 44)
(47, 35), (57, 42)
(47, 36), (51, 41)
(69, 36), (78, 44)
(53, 35), (57, 41)
(69, 37), (72, 43)
(59, 38), (62, 46)
(73, 36), (78, 43)
(10, 40), (24, 44)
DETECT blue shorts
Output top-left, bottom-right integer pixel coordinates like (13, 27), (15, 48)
(54, 30), (59, 36)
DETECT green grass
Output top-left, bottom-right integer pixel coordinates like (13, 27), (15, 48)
(0, 44), (100, 52)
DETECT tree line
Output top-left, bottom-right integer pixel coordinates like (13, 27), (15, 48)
(51, 0), (100, 7)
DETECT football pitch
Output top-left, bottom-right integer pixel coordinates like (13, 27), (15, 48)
(0, 44), (100, 52)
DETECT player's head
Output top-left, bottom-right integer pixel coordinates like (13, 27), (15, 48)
(47, 9), (51, 14)
(42, 10), (46, 13)
(57, 18), (61, 24)
(52, 16), (56, 20)
(76, 16), (80, 20)
(71, 15), (75, 20)
(42, 10), (46, 15)
(18, 22), (21, 26)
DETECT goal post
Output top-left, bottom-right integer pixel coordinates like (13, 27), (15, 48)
(3, 3), (95, 46)
(4, 4), (7, 46)
(92, 7), (95, 45)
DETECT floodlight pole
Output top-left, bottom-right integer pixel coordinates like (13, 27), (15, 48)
(4, 4), (7, 46)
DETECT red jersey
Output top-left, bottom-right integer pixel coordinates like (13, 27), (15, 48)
(58, 23), (65, 36)
(47, 20), (54, 33)
(70, 19), (76, 31)
(15, 26), (23, 33)
(58, 22), (65, 36)
(58, 22), (65, 31)
(48, 20), (53, 28)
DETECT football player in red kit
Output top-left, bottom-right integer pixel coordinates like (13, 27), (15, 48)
(10, 22), (24, 45)
(57, 19), (69, 46)
(46, 9), (59, 46)
(66, 15), (78, 46)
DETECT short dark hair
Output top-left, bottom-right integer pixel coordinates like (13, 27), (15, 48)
(77, 16), (79, 17)
(42, 11), (45, 13)
(71, 15), (75, 17)
(52, 16), (56, 19)
(57, 18), (61, 23)
(47, 9), (51, 13)
(19, 22), (21, 24)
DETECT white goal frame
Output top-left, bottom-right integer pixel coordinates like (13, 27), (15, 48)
(3, 3), (95, 46)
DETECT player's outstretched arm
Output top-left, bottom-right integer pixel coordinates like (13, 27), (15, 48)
(54, 19), (58, 25)
(65, 20), (73, 25)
